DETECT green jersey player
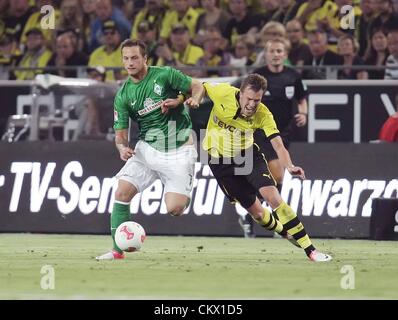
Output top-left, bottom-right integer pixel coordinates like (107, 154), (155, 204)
(96, 39), (204, 260)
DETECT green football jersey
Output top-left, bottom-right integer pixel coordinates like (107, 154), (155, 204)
(114, 66), (193, 151)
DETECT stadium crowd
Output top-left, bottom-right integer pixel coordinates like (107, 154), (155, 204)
(1, 0), (398, 80)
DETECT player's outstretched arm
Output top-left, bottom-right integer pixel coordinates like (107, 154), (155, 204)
(185, 79), (205, 109)
(161, 96), (184, 114)
(270, 136), (306, 180)
(115, 129), (135, 161)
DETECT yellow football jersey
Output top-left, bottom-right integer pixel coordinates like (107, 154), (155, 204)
(202, 82), (279, 158)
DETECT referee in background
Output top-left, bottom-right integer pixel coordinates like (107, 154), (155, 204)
(239, 38), (308, 238)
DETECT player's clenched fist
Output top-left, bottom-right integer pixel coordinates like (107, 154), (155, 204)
(287, 165), (306, 180)
(185, 97), (200, 109)
(119, 146), (135, 161)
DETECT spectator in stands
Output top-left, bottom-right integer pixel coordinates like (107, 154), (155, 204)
(295, 0), (337, 33)
(194, 0), (230, 46)
(73, 66), (114, 140)
(337, 34), (368, 79)
(21, 0), (60, 48)
(3, 0), (36, 43)
(255, 0), (280, 28)
(316, 0), (362, 51)
(369, 0), (398, 36)
(131, 0), (166, 41)
(0, 29), (21, 79)
(89, 0), (131, 52)
(364, 28), (389, 79)
(223, 0), (260, 47)
(88, 19), (124, 81)
(286, 19), (311, 67)
(302, 29), (343, 79)
(272, 0), (301, 25)
(47, 32), (89, 78)
(379, 93), (398, 142)
(56, 0), (85, 51)
(136, 21), (160, 66)
(118, 0), (136, 21)
(160, 0), (200, 40)
(228, 33), (256, 76)
(188, 0), (202, 11)
(156, 23), (203, 75)
(82, 0), (97, 52)
(196, 26), (231, 77)
(253, 21), (287, 67)
(357, 0), (378, 58)
(385, 29), (398, 78)
(13, 27), (52, 80)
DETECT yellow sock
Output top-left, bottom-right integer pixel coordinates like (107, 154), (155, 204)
(275, 202), (312, 249)
(254, 208), (283, 233)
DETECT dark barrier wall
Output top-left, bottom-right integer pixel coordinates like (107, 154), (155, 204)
(305, 83), (397, 143)
(0, 141), (397, 238)
(1, 81), (397, 142)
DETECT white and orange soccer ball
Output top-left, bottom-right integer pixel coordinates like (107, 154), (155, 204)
(115, 221), (146, 252)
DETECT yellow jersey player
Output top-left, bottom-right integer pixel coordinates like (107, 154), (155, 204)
(202, 74), (332, 262)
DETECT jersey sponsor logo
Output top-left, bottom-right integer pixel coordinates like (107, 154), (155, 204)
(138, 98), (163, 116)
(285, 86), (295, 99)
(213, 115), (237, 132)
(154, 83), (163, 96)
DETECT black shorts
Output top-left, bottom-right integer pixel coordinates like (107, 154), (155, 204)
(208, 145), (276, 209)
(253, 130), (290, 161)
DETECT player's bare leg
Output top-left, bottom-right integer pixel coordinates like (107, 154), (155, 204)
(165, 192), (190, 216)
(96, 180), (138, 260)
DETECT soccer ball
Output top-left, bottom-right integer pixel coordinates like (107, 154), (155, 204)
(115, 221), (146, 252)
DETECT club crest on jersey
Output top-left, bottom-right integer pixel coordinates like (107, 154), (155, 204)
(154, 83), (163, 96)
(285, 86), (295, 99)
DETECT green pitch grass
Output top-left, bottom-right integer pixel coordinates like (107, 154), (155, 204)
(1, 234), (397, 299)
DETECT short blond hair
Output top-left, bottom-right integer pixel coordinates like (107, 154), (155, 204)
(264, 38), (291, 53)
(260, 22), (286, 42)
(337, 34), (360, 54)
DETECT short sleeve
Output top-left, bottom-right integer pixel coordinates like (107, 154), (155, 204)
(294, 73), (308, 101)
(113, 90), (130, 130)
(204, 82), (233, 102)
(167, 67), (192, 94)
(257, 105), (280, 139)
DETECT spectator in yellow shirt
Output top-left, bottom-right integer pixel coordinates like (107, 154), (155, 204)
(14, 28), (52, 80)
(160, 0), (200, 40)
(156, 23), (203, 75)
(88, 20), (124, 81)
